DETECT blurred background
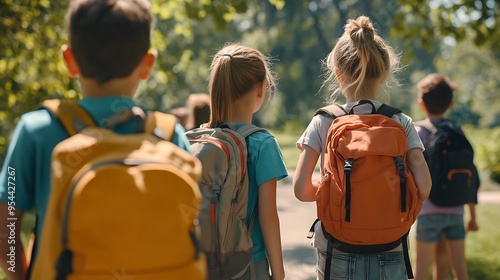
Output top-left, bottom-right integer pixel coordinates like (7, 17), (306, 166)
(1, 1), (499, 278)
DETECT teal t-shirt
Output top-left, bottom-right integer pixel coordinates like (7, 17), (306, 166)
(236, 124), (288, 262)
(0, 97), (191, 264)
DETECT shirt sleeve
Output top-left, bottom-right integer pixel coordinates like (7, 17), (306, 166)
(396, 113), (424, 151)
(172, 123), (192, 153)
(296, 115), (332, 154)
(255, 136), (288, 187)
(0, 116), (36, 211)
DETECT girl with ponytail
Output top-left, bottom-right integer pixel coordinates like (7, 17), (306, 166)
(207, 43), (287, 280)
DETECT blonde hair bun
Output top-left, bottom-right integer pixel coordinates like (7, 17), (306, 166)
(346, 16), (376, 46)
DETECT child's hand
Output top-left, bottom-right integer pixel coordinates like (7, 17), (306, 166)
(467, 219), (479, 231)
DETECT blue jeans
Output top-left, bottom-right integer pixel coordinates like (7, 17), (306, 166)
(316, 250), (407, 280)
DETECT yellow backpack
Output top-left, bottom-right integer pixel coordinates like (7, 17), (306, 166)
(31, 100), (205, 280)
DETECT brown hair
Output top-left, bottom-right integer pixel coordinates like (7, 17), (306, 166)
(207, 44), (276, 128)
(66, 0), (153, 83)
(323, 16), (399, 101)
(418, 73), (456, 115)
(187, 93), (211, 129)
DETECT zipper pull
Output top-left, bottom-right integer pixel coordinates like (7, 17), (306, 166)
(210, 189), (220, 223)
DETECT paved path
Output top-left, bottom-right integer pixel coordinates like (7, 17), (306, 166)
(277, 171), (500, 280)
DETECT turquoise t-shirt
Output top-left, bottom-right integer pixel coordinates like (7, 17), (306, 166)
(236, 124), (288, 262)
(0, 97), (191, 264)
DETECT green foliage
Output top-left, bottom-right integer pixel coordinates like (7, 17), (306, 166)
(395, 0), (500, 51)
(0, 1), (75, 161)
(436, 41), (500, 128)
(448, 104), (481, 126)
(0, 0), (283, 165)
(1, 0), (499, 166)
(479, 128), (500, 184)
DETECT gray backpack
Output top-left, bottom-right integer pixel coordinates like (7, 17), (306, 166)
(185, 124), (266, 280)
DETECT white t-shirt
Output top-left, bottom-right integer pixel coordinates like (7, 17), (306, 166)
(296, 99), (424, 253)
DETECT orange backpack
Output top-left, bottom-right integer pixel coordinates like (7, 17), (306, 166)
(31, 100), (205, 280)
(314, 100), (422, 279)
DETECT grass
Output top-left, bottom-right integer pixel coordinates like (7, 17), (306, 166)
(409, 204), (500, 280)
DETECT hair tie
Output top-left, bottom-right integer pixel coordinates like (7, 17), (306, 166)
(221, 54), (233, 60)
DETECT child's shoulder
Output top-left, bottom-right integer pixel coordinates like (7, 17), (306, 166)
(18, 108), (58, 133)
(246, 126), (273, 140)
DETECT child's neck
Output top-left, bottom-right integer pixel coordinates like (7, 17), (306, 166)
(427, 113), (445, 119)
(343, 87), (377, 103)
(79, 76), (138, 98)
(228, 89), (258, 124)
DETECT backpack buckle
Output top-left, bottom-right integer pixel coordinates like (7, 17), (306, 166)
(344, 158), (354, 174)
(211, 189), (221, 203)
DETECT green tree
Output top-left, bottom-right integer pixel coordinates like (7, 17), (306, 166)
(436, 41), (500, 127)
(395, 0), (500, 51)
(0, 0), (284, 165)
(2, 0), (499, 165)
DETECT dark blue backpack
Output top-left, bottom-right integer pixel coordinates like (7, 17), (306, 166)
(416, 119), (480, 206)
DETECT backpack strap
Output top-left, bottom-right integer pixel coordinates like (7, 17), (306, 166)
(314, 104), (348, 118)
(402, 231), (414, 279)
(414, 119), (438, 135)
(41, 99), (177, 140)
(376, 103), (402, 118)
(41, 99), (96, 136)
(145, 111), (177, 141)
(236, 123), (268, 138)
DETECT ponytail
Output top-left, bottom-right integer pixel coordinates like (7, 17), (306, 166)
(207, 44), (276, 128)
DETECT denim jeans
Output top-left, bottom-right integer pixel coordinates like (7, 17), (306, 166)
(316, 250), (407, 280)
(416, 214), (466, 242)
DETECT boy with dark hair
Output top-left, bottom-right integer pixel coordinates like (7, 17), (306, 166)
(0, 0), (192, 278)
(414, 73), (479, 280)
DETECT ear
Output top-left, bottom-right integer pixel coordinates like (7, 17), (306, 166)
(257, 81), (265, 98)
(418, 97), (427, 113)
(138, 50), (157, 80)
(61, 45), (80, 78)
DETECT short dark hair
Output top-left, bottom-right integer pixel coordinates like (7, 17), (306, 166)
(417, 73), (456, 115)
(66, 0), (153, 83)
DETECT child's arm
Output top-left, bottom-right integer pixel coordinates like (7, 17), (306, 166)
(406, 148), (432, 202)
(259, 178), (285, 280)
(0, 204), (27, 280)
(466, 203), (479, 231)
(293, 145), (320, 202)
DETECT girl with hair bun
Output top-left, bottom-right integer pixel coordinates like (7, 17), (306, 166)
(293, 16), (431, 279)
